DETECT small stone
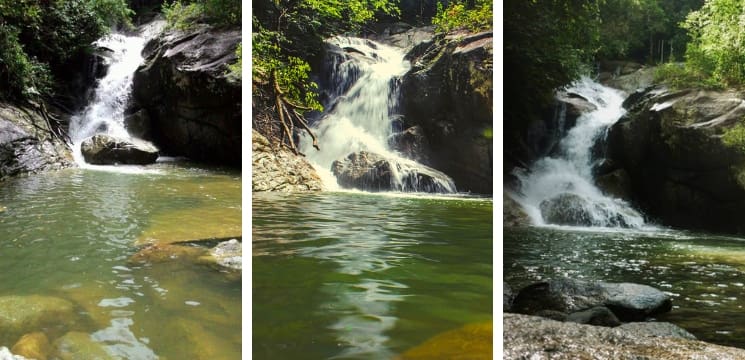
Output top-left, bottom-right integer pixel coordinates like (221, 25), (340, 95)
(12, 332), (50, 360)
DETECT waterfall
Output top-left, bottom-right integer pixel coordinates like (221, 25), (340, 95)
(515, 77), (646, 228)
(300, 36), (457, 193)
(69, 21), (163, 165)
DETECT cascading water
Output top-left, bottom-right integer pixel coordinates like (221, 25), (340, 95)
(69, 21), (163, 165)
(514, 77), (646, 228)
(300, 36), (457, 193)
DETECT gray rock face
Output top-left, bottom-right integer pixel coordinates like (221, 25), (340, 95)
(208, 239), (241, 271)
(504, 313), (745, 359)
(504, 282), (514, 312)
(132, 25), (240, 166)
(504, 194), (531, 227)
(80, 134), (158, 165)
(252, 130), (323, 192)
(512, 278), (672, 322)
(388, 126), (430, 164)
(400, 29), (492, 194)
(617, 322), (697, 340)
(566, 306), (621, 327)
(539, 193), (594, 226)
(605, 87), (745, 233)
(330, 151), (455, 193)
(0, 103), (72, 180)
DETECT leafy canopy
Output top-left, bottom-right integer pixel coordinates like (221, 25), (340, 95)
(432, 0), (492, 33)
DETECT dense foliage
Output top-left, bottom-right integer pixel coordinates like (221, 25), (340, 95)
(162, 0), (240, 29)
(431, 0), (492, 33)
(0, 0), (132, 100)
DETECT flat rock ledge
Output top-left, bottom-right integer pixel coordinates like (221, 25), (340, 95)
(504, 313), (745, 359)
(252, 130), (323, 192)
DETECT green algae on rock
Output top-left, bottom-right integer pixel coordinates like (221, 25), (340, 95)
(0, 295), (78, 345)
(399, 321), (492, 359)
(134, 205), (241, 246)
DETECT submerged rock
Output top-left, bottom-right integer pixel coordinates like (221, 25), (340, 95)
(331, 151), (455, 192)
(53, 332), (116, 360)
(252, 130), (323, 192)
(80, 134), (158, 165)
(512, 278), (672, 322)
(399, 322), (492, 359)
(505, 313), (745, 359)
(134, 205), (240, 246)
(0, 295), (78, 345)
(12, 332), (51, 360)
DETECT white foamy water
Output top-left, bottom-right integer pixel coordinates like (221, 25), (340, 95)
(515, 77), (647, 229)
(301, 36), (457, 193)
(69, 21), (164, 168)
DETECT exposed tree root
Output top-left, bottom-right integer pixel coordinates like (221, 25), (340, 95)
(271, 71), (320, 155)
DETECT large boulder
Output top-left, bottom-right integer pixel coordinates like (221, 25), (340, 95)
(511, 278), (672, 322)
(330, 151), (455, 193)
(80, 134), (158, 165)
(504, 313), (745, 359)
(400, 30), (492, 194)
(132, 25), (240, 166)
(0, 103), (72, 180)
(605, 87), (745, 234)
(503, 194), (531, 227)
(252, 130), (323, 192)
(538, 193), (594, 226)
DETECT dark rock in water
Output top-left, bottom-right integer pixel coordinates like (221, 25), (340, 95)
(252, 130), (323, 192)
(503, 194), (531, 227)
(504, 313), (745, 359)
(534, 310), (567, 322)
(606, 86), (745, 234)
(0, 103), (72, 180)
(566, 306), (621, 327)
(539, 193), (594, 226)
(512, 278), (672, 323)
(80, 134), (159, 165)
(388, 125), (431, 164)
(132, 25), (240, 166)
(123, 109), (152, 141)
(617, 322), (697, 340)
(504, 282), (514, 312)
(400, 29), (492, 194)
(512, 279), (608, 315)
(595, 168), (632, 201)
(600, 282), (673, 321)
(331, 151), (455, 193)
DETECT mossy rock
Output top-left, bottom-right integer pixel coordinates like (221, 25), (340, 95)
(53, 332), (117, 360)
(0, 295), (78, 345)
(399, 322), (492, 359)
(12, 331), (51, 360)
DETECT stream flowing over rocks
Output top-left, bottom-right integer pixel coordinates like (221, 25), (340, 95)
(132, 24), (241, 166)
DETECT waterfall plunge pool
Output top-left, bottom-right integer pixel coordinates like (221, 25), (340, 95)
(0, 162), (241, 359)
(252, 191), (493, 359)
(505, 225), (745, 348)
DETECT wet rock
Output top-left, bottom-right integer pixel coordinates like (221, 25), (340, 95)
(503, 283), (514, 312)
(607, 86), (745, 233)
(0, 295), (78, 345)
(331, 151), (454, 192)
(0, 103), (72, 180)
(617, 322), (696, 340)
(134, 204), (240, 246)
(595, 168), (632, 200)
(512, 278), (672, 322)
(566, 306), (621, 327)
(129, 243), (206, 264)
(503, 194), (531, 227)
(133, 25), (240, 166)
(200, 239), (241, 271)
(401, 29), (492, 194)
(399, 322), (491, 359)
(80, 134), (158, 165)
(12, 332), (51, 360)
(601, 282), (673, 321)
(122, 109), (152, 141)
(388, 126), (431, 164)
(538, 193), (594, 226)
(53, 332), (116, 360)
(252, 130), (323, 192)
(505, 313), (745, 359)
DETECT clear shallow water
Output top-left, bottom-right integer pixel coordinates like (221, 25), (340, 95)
(505, 226), (745, 348)
(0, 163), (240, 359)
(252, 192), (492, 359)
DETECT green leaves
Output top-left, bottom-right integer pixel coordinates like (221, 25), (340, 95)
(432, 0), (492, 33)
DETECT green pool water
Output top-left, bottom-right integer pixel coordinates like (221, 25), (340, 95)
(252, 191), (493, 359)
(505, 226), (745, 349)
(0, 163), (241, 359)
